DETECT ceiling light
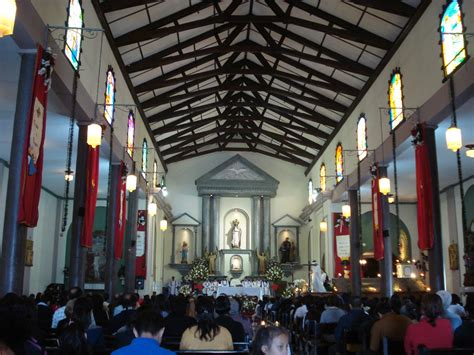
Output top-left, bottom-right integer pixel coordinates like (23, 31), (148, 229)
(379, 177), (391, 195)
(446, 124), (462, 152)
(320, 220), (327, 232)
(342, 204), (351, 218)
(388, 194), (395, 204)
(126, 174), (137, 192)
(160, 219), (168, 232)
(148, 201), (157, 216)
(0, 0), (17, 38)
(64, 170), (74, 182)
(466, 144), (474, 158)
(87, 123), (102, 148)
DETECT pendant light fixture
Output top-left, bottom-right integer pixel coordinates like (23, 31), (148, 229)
(342, 204), (351, 218)
(388, 194), (395, 204)
(64, 170), (74, 182)
(148, 201), (157, 216)
(126, 174), (137, 192)
(465, 144), (474, 158)
(446, 124), (462, 152)
(160, 219), (168, 232)
(320, 220), (328, 232)
(379, 176), (391, 195)
(0, 0), (17, 38)
(87, 123), (102, 148)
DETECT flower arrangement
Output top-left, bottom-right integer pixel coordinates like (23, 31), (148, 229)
(265, 259), (284, 281)
(293, 279), (308, 293)
(281, 286), (294, 299)
(178, 284), (192, 297)
(240, 295), (258, 315)
(184, 257), (209, 282)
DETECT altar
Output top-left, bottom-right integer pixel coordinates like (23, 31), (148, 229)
(216, 286), (269, 300)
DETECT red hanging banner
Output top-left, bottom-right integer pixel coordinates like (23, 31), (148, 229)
(18, 46), (54, 227)
(333, 213), (351, 277)
(412, 124), (434, 250)
(136, 210), (147, 277)
(114, 162), (127, 259)
(81, 146), (99, 248)
(371, 165), (384, 261)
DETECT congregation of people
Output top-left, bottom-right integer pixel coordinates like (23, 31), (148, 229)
(0, 283), (474, 355)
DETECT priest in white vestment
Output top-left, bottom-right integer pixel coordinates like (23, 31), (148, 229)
(311, 261), (327, 292)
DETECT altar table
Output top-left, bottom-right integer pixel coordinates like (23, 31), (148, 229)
(216, 286), (269, 300)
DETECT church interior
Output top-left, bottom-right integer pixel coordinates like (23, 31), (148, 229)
(0, 0), (474, 354)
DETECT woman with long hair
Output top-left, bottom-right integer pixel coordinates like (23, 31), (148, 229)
(180, 297), (233, 351)
(404, 293), (453, 355)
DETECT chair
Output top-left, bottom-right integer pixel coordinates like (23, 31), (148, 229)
(418, 347), (474, 355)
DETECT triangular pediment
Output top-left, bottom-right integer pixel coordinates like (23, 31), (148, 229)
(171, 213), (200, 226)
(195, 155), (279, 197)
(272, 214), (303, 227)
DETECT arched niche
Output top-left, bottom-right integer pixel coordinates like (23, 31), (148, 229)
(222, 208), (250, 249)
(360, 211), (412, 261)
(171, 213), (200, 265)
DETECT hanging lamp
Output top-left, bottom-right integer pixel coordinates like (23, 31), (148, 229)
(465, 144), (474, 158)
(64, 170), (74, 182)
(160, 219), (168, 231)
(87, 123), (102, 148)
(446, 124), (462, 152)
(0, 0), (16, 38)
(126, 174), (137, 192)
(379, 176), (391, 195)
(342, 204), (351, 218)
(148, 201), (157, 216)
(320, 220), (328, 232)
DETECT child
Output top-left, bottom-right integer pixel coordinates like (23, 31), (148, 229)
(252, 326), (289, 355)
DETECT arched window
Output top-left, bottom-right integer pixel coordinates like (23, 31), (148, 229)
(127, 110), (135, 157)
(440, 0), (467, 77)
(320, 164), (326, 192)
(308, 179), (314, 205)
(357, 115), (368, 161)
(388, 69), (404, 130)
(104, 66), (116, 125)
(141, 139), (148, 180)
(335, 143), (344, 183)
(64, 0), (83, 70)
(153, 160), (158, 188)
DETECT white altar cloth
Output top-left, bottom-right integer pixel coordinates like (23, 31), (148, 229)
(216, 286), (268, 300)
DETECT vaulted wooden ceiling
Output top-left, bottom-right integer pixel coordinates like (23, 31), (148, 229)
(94, 0), (429, 169)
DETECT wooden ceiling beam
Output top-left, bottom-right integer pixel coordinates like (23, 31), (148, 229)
(100, 0), (160, 12)
(344, 0), (416, 17)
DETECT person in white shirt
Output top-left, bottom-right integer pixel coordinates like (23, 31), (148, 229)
(168, 276), (179, 296)
(448, 293), (466, 318)
(51, 286), (83, 329)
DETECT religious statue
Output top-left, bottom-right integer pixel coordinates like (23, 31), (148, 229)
(279, 237), (291, 263)
(208, 251), (217, 274)
(290, 241), (297, 262)
(177, 241), (188, 264)
(449, 242), (459, 270)
(310, 260), (326, 293)
(231, 256), (242, 271)
(231, 219), (242, 248)
(257, 251), (267, 275)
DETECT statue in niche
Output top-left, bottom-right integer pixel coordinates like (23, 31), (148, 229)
(177, 241), (188, 264)
(231, 219), (242, 248)
(231, 255), (242, 271)
(279, 237), (291, 263)
(208, 250), (217, 274)
(290, 241), (297, 262)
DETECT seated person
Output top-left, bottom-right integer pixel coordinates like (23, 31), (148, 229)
(215, 296), (246, 342)
(180, 297), (233, 351)
(404, 294), (453, 355)
(334, 297), (370, 353)
(447, 293), (466, 318)
(252, 326), (289, 355)
(436, 290), (462, 331)
(109, 293), (137, 334)
(320, 295), (346, 324)
(162, 296), (197, 339)
(454, 294), (474, 347)
(112, 308), (174, 354)
(369, 296), (412, 353)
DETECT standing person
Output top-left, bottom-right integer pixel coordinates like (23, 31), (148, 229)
(168, 276), (179, 296)
(112, 309), (174, 355)
(180, 297), (233, 351)
(404, 294), (453, 355)
(251, 326), (289, 355)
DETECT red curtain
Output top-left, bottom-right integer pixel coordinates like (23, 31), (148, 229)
(114, 162), (127, 259)
(81, 146), (99, 248)
(414, 124), (434, 250)
(135, 210), (147, 277)
(18, 46), (53, 227)
(333, 213), (350, 277)
(371, 167), (384, 260)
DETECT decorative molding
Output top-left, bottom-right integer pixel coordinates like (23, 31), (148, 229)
(272, 214), (304, 227)
(195, 154), (279, 196)
(171, 213), (201, 226)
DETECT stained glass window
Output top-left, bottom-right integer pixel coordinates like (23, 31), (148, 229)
(357, 116), (368, 161)
(320, 164), (326, 192)
(440, 0), (467, 77)
(308, 179), (314, 205)
(388, 71), (404, 130)
(335, 144), (343, 183)
(104, 66), (116, 125)
(64, 0), (83, 70)
(142, 139), (148, 180)
(153, 161), (158, 188)
(127, 110), (135, 157)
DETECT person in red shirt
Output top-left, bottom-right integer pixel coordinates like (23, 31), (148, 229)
(404, 293), (453, 355)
